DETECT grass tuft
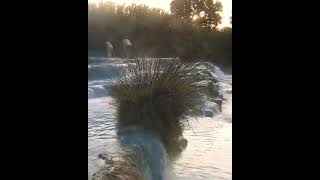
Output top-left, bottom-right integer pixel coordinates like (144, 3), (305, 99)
(111, 58), (203, 153)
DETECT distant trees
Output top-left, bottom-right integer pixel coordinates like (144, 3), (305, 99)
(88, 3), (232, 67)
(170, 0), (193, 20)
(170, 0), (223, 29)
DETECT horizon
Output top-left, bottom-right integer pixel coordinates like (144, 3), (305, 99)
(88, 0), (232, 28)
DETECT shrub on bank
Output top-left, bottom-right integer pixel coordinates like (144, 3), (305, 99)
(111, 58), (203, 154)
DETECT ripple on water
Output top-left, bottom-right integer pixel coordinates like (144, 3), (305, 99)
(173, 118), (232, 180)
(88, 64), (232, 180)
(88, 96), (121, 179)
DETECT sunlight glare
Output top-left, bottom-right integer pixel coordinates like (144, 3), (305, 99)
(88, 0), (232, 27)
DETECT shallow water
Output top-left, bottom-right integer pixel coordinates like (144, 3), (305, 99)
(88, 57), (232, 180)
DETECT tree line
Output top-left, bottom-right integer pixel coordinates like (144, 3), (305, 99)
(88, 0), (232, 67)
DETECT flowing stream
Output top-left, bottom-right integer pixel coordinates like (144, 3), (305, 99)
(88, 57), (232, 180)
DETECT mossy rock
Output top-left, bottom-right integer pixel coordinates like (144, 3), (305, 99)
(93, 149), (145, 180)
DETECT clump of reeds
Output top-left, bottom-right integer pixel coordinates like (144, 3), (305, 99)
(111, 58), (203, 153)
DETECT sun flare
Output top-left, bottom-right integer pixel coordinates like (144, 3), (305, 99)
(88, 0), (232, 27)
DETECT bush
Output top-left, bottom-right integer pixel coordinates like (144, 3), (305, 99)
(111, 58), (204, 153)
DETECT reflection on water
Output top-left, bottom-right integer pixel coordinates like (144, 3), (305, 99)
(88, 58), (232, 180)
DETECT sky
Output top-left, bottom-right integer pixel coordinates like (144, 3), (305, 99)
(88, 0), (232, 28)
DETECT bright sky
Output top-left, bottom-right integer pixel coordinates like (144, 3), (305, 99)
(89, 0), (232, 28)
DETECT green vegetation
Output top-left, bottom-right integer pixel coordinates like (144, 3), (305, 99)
(170, 0), (223, 28)
(93, 149), (144, 180)
(88, 1), (232, 68)
(111, 59), (203, 154)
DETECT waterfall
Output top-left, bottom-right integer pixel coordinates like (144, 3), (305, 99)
(118, 130), (170, 180)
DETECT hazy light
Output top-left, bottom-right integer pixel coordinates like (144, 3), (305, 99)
(88, 0), (232, 27)
(192, 15), (199, 21)
(199, 11), (205, 18)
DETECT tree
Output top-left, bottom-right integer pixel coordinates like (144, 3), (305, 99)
(170, 0), (223, 29)
(170, 0), (193, 20)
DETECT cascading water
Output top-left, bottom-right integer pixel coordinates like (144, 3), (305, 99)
(88, 57), (232, 180)
(117, 130), (171, 180)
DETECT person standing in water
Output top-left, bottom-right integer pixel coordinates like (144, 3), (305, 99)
(122, 39), (132, 58)
(105, 41), (114, 58)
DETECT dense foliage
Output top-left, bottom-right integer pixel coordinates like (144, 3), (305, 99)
(111, 59), (203, 155)
(88, 2), (232, 68)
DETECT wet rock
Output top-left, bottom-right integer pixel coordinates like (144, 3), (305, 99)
(212, 98), (222, 112)
(203, 101), (220, 117)
(204, 110), (214, 117)
(166, 135), (188, 159)
(98, 153), (108, 160)
(93, 150), (145, 180)
(92, 161), (144, 180)
(177, 137), (188, 151)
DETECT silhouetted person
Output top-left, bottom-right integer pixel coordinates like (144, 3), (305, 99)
(105, 41), (114, 57)
(122, 39), (132, 58)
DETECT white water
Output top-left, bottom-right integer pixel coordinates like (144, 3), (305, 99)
(173, 75), (232, 180)
(88, 57), (232, 180)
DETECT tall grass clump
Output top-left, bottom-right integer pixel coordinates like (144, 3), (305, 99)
(111, 58), (203, 153)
